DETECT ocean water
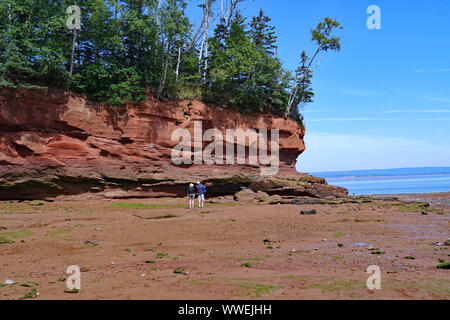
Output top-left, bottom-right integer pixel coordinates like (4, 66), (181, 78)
(326, 175), (450, 195)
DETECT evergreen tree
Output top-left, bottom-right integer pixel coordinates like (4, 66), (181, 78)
(250, 9), (277, 56)
(0, 0), (342, 118)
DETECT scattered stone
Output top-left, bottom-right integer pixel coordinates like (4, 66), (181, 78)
(80, 266), (90, 272)
(3, 279), (15, 285)
(110, 262), (115, 265)
(0, 227), (6, 230)
(338, 243), (344, 248)
(240, 262), (252, 268)
(234, 189), (257, 202)
(300, 209), (317, 215)
(141, 273), (146, 277)
(145, 260), (156, 264)
(422, 211), (428, 215)
(405, 256), (415, 260)
(256, 191), (270, 202)
(209, 251), (215, 255)
(436, 262), (450, 269)
(444, 239), (450, 246)
(65, 288), (79, 294)
(95, 228), (101, 231)
(433, 242), (444, 246)
(173, 267), (185, 274)
(84, 240), (98, 246)
(371, 250), (385, 255)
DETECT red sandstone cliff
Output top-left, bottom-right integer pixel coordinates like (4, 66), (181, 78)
(0, 88), (347, 200)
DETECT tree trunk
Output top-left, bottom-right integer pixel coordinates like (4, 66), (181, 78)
(69, 29), (77, 76)
(175, 44), (181, 83)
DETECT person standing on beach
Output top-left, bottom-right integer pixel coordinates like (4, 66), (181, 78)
(187, 183), (196, 209)
(196, 181), (207, 208)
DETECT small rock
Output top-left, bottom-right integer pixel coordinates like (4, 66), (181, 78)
(84, 240), (98, 246)
(433, 242), (444, 246)
(234, 188), (257, 202)
(95, 228), (101, 231)
(314, 248), (319, 251)
(141, 273), (146, 277)
(421, 211), (428, 215)
(209, 251), (215, 255)
(80, 266), (90, 272)
(4, 279), (15, 285)
(300, 209), (317, 215)
(110, 262), (115, 265)
(444, 239), (450, 246)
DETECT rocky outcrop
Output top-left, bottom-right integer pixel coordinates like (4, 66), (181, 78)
(0, 88), (347, 200)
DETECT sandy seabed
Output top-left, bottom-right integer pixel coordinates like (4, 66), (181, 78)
(0, 193), (449, 300)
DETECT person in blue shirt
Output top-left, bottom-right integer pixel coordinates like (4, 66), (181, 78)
(195, 181), (207, 208)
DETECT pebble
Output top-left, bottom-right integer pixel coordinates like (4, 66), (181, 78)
(3, 279), (15, 285)
(141, 274), (146, 277)
(110, 262), (115, 265)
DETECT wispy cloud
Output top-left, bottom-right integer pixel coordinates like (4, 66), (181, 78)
(421, 95), (450, 104)
(339, 89), (381, 97)
(382, 109), (450, 113)
(306, 117), (450, 122)
(414, 68), (450, 73)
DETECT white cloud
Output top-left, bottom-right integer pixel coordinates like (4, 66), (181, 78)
(340, 89), (381, 97)
(306, 117), (450, 122)
(381, 109), (450, 113)
(414, 68), (450, 73)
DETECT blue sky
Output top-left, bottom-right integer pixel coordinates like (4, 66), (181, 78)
(187, 0), (450, 172)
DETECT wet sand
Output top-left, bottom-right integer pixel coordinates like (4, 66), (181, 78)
(0, 193), (449, 300)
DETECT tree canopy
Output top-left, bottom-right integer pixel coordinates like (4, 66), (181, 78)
(0, 0), (342, 122)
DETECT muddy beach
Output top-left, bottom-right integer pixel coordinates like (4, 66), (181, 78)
(0, 193), (448, 300)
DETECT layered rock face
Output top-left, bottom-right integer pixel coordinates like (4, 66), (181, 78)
(0, 88), (347, 200)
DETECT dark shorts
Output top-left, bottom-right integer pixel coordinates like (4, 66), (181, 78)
(189, 194), (196, 200)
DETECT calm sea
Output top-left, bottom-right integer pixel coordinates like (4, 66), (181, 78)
(326, 175), (450, 195)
